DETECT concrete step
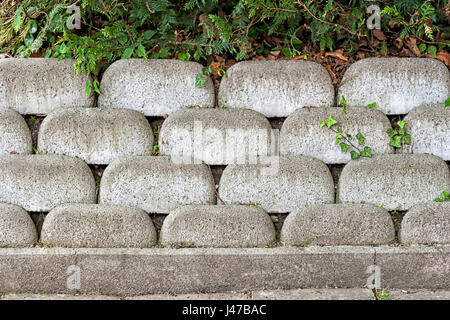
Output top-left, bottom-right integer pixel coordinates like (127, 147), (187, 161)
(98, 59), (215, 116)
(0, 58), (93, 115)
(0, 109), (32, 155)
(280, 107), (393, 164)
(99, 156), (216, 214)
(1, 246), (449, 295)
(40, 204), (157, 248)
(218, 60), (335, 117)
(159, 107), (273, 165)
(38, 108), (154, 164)
(0, 155), (96, 212)
(338, 58), (449, 115)
(218, 156), (334, 213)
(160, 205), (276, 248)
(281, 203), (395, 246)
(0, 203), (37, 248)
(403, 103), (450, 160)
(337, 154), (450, 210)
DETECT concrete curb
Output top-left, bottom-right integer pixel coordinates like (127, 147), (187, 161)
(1, 246), (449, 295)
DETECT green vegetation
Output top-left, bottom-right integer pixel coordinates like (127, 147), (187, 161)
(387, 120), (411, 150)
(1, 1), (448, 94)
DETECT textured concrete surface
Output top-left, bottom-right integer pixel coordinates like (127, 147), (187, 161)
(99, 156), (216, 213)
(401, 202), (450, 245)
(281, 204), (395, 246)
(0, 58), (93, 114)
(374, 246), (450, 289)
(0, 203), (37, 248)
(0, 109), (32, 155)
(338, 58), (450, 114)
(0, 155), (96, 212)
(337, 154), (450, 210)
(218, 60), (335, 117)
(38, 108), (154, 164)
(0, 288), (376, 300)
(251, 288), (375, 300)
(0, 247), (374, 295)
(159, 108), (273, 165)
(403, 103), (450, 160)
(388, 289), (450, 300)
(98, 59), (215, 116)
(218, 156), (334, 213)
(160, 205), (276, 247)
(280, 107), (393, 163)
(41, 204), (157, 248)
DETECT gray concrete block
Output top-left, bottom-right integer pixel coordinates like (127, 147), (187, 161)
(0, 247), (375, 295)
(0, 203), (37, 247)
(400, 202), (450, 245)
(38, 108), (154, 164)
(337, 154), (450, 211)
(374, 246), (450, 289)
(281, 204), (395, 246)
(388, 289), (450, 300)
(0, 109), (32, 155)
(280, 107), (393, 163)
(218, 60), (335, 117)
(403, 103), (450, 160)
(0, 155), (96, 212)
(338, 58), (450, 114)
(252, 288), (375, 300)
(159, 108), (272, 165)
(0, 58), (93, 115)
(41, 204), (157, 248)
(218, 156), (334, 213)
(99, 156), (216, 213)
(98, 59), (215, 116)
(160, 205), (276, 247)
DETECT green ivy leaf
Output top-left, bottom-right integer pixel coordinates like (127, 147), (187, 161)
(121, 47), (134, 59)
(367, 102), (377, 108)
(178, 52), (190, 61)
(356, 132), (365, 145)
(340, 142), (350, 153)
(435, 197), (443, 202)
(427, 45), (437, 56)
(443, 191), (449, 200)
(445, 97), (450, 107)
(397, 120), (406, 129)
(350, 150), (359, 160)
(419, 43), (427, 52)
(195, 74), (206, 87)
(326, 115), (337, 128)
(360, 146), (372, 158)
(346, 133), (353, 140)
(335, 134), (342, 145)
(386, 128), (397, 137)
(136, 44), (147, 58)
(319, 121), (325, 128)
(404, 133), (411, 145)
(390, 135), (402, 148)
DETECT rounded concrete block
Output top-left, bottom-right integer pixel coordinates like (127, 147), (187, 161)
(98, 59), (215, 116)
(160, 205), (276, 247)
(218, 60), (335, 117)
(0, 155), (96, 212)
(281, 204), (395, 246)
(401, 202), (450, 245)
(38, 108), (154, 164)
(338, 58), (450, 115)
(218, 156), (335, 213)
(0, 109), (32, 155)
(41, 204), (157, 248)
(0, 203), (37, 247)
(403, 103), (450, 160)
(337, 154), (450, 211)
(280, 107), (393, 163)
(99, 156), (216, 213)
(159, 108), (272, 165)
(0, 58), (93, 114)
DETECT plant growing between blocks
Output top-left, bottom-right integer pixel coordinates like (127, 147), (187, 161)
(319, 98), (373, 160)
(387, 119), (411, 151)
